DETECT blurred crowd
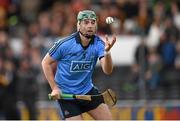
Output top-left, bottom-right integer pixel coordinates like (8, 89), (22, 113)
(1, 0), (180, 120)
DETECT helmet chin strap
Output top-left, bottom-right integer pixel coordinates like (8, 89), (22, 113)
(79, 30), (93, 39)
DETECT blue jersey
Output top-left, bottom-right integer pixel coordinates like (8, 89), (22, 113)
(48, 32), (105, 94)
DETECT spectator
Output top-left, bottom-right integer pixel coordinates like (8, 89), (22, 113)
(17, 58), (39, 120)
(146, 47), (162, 90)
(0, 30), (20, 120)
(157, 33), (176, 69)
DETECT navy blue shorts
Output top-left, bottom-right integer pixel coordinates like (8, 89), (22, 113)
(57, 87), (104, 119)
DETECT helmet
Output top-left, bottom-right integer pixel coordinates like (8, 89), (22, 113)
(77, 10), (97, 21)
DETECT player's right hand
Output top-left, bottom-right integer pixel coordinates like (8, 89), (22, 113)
(50, 87), (62, 100)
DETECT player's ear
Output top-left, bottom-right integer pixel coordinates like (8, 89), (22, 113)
(77, 21), (80, 31)
(95, 23), (98, 31)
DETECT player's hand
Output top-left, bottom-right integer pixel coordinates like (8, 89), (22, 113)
(50, 87), (61, 100)
(103, 34), (116, 52)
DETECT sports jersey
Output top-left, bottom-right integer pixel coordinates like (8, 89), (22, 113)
(48, 32), (105, 94)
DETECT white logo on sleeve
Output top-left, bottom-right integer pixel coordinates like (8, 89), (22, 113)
(64, 110), (70, 116)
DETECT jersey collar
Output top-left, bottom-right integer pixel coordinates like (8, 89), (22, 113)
(75, 32), (95, 49)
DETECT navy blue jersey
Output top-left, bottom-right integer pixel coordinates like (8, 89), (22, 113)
(48, 32), (105, 94)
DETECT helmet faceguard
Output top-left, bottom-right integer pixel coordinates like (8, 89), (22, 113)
(77, 10), (97, 39)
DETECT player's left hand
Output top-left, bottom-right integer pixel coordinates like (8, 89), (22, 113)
(103, 35), (116, 52)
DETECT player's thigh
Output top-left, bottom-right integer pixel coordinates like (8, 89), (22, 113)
(87, 103), (112, 120)
(57, 99), (83, 119)
(66, 115), (83, 120)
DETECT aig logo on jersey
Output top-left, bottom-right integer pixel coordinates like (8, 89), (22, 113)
(70, 61), (93, 72)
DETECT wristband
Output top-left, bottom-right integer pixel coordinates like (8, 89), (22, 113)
(104, 51), (110, 56)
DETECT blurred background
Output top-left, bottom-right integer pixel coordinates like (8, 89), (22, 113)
(1, 0), (180, 120)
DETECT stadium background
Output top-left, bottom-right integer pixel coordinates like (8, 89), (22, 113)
(1, 0), (180, 120)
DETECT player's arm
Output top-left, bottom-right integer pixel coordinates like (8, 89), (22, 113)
(100, 35), (116, 75)
(100, 52), (113, 75)
(41, 53), (61, 99)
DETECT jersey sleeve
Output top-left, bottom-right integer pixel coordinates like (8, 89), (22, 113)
(97, 39), (105, 60)
(48, 41), (64, 61)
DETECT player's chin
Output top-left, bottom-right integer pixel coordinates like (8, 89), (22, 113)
(87, 31), (95, 36)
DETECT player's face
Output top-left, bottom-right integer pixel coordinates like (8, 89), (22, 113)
(79, 19), (97, 37)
